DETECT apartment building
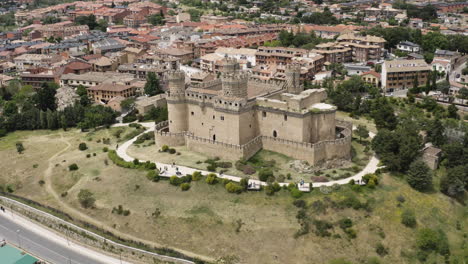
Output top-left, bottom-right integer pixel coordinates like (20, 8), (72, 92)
(60, 72), (136, 88)
(336, 33), (385, 62)
(381, 59), (431, 91)
(14, 54), (62, 70)
(256, 46), (308, 65)
(87, 83), (137, 104)
(312, 42), (352, 64)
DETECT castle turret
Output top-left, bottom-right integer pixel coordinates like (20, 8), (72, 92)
(285, 64), (303, 94)
(221, 58), (248, 99)
(222, 57), (240, 74)
(166, 70), (188, 133)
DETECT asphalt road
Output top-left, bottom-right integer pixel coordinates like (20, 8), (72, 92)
(0, 211), (118, 264)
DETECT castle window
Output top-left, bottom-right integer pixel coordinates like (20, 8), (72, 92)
(273, 130), (277, 138)
(221, 116), (224, 121)
(191, 111), (194, 116)
(284, 114), (288, 121)
(213, 134), (216, 141)
(213, 115), (215, 119)
(262, 111), (266, 117)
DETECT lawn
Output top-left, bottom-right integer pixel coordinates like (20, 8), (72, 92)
(0, 128), (466, 264)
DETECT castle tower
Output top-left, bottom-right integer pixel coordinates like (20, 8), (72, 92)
(166, 70), (188, 132)
(222, 57), (240, 74)
(285, 64), (303, 94)
(221, 58), (248, 99)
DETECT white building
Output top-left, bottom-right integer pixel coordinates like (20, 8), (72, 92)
(215, 47), (257, 68)
(396, 41), (421, 53)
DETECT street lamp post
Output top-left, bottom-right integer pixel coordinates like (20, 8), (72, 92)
(16, 229), (21, 249)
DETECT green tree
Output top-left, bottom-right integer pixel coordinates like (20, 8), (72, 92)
(407, 160), (432, 191)
(427, 118), (446, 147)
(144, 72), (162, 96)
(355, 125), (369, 143)
(15, 142), (25, 154)
(447, 104), (459, 119)
(371, 98), (398, 130)
(401, 209), (417, 227)
(77, 189), (96, 208)
(35, 82), (58, 111)
(440, 165), (466, 198)
(75, 14), (98, 30)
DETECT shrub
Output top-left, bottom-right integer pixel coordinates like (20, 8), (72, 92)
(205, 173), (218, 184)
(38, 180), (45, 186)
(191, 171), (203, 181)
(161, 145), (169, 152)
(258, 168), (273, 182)
(264, 184), (275, 196)
(239, 177), (249, 190)
(339, 218), (353, 229)
(133, 159), (140, 165)
(168, 148), (176, 154)
(401, 209), (417, 228)
(225, 182), (243, 194)
(216, 161), (232, 168)
(293, 199), (306, 208)
(146, 170), (160, 182)
(78, 189), (95, 208)
(86, 154), (91, 158)
(68, 164), (79, 171)
(6, 185), (14, 193)
(344, 228), (357, 239)
(290, 187), (303, 198)
(313, 219), (333, 237)
(375, 242), (388, 256)
(102, 147), (108, 152)
(169, 176), (182, 186)
(180, 183), (191, 191)
(78, 143), (87, 151)
(207, 164), (217, 172)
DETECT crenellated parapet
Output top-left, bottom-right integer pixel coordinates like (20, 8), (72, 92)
(221, 71), (249, 99)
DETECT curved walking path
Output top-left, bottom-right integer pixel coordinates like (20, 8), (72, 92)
(116, 122), (380, 189)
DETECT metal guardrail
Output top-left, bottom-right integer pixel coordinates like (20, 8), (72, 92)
(0, 195), (195, 264)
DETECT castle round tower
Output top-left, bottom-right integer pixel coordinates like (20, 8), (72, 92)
(166, 70), (188, 133)
(285, 64), (303, 94)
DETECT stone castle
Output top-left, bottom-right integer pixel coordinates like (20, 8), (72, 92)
(155, 58), (352, 166)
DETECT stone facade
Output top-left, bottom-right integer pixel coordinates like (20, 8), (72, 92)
(156, 58), (351, 165)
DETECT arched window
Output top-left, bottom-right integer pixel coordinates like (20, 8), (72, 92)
(213, 134), (216, 141)
(273, 130), (277, 138)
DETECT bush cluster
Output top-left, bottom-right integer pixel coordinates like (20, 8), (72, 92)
(146, 170), (160, 182)
(205, 173), (218, 185)
(78, 142), (87, 151)
(134, 132), (154, 144)
(112, 205), (130, 216)
(108, 150), (157, 170)
(180, 183), (191, 191)
(68, 163), (79, 171)
(235, 160), (256, 175)
(225, 182), (243, 194)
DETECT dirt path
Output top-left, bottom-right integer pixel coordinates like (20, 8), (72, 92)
(42, 133), (212, 262)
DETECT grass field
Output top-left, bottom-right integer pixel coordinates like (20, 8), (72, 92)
(0, 128), (466, 264)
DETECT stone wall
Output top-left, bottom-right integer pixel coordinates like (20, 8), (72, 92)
(154, 121), (186, 147)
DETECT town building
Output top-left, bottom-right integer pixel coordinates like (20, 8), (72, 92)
(155, 58), (352, 165)
(396, 41), (421, 53)
(13, 54), (62, 70)
(87, 82), (137, 104)
(381, 59), (431, 91)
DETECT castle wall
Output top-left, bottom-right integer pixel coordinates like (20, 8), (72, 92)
(257, 109), (306, 142)
(155, 131), (186, 147)
(186, 134), (244, 161)
(310, 111), (336, 143)
(262, 136), (316, 164)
